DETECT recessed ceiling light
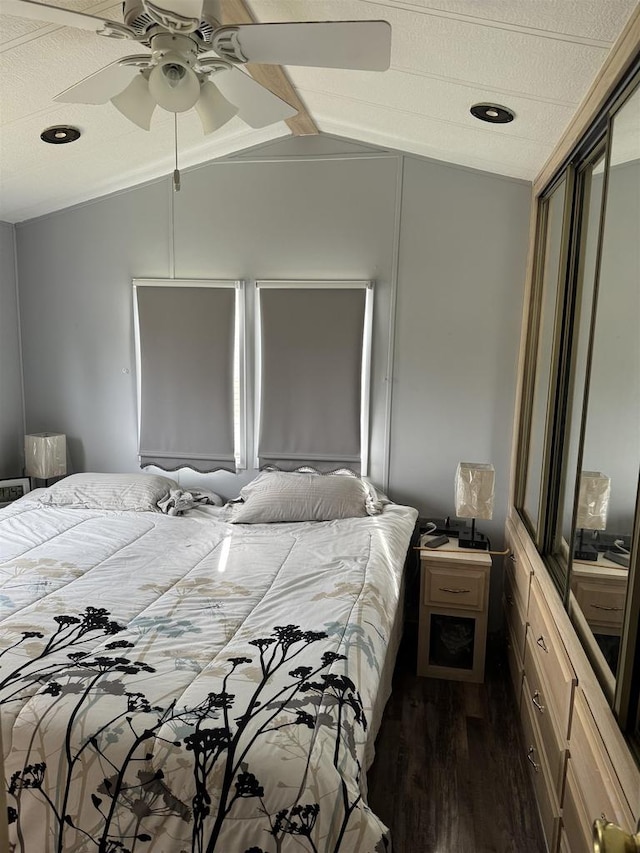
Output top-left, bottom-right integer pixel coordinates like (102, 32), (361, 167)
(40, 126), (81, 144)
(470, 103), (515, 124)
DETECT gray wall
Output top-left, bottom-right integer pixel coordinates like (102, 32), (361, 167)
(389, 155), (529, 547)
(13, 136), (531, 625)
(0, 221), (24, 477)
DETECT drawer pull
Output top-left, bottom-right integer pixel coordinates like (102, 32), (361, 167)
(438, 586), (471, 594)
(531, 691), (545, 713)
(526, 746), (539, 772)
(536, 635), (549, 653)
(590, 604), (623, 612)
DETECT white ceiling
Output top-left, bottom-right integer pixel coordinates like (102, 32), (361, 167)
(0, 0), (637, 223)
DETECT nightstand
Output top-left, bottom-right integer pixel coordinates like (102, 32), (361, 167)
(416, 536), (492, 682)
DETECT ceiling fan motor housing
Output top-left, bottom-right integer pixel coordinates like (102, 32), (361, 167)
(122, 1), (219, 41)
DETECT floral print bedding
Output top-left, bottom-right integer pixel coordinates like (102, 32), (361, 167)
(0, 497), (417, 853)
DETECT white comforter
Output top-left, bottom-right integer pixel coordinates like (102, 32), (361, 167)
(0, 497), (417, 853)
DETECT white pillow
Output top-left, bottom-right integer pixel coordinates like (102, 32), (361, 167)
(38, 473), (178, 512)
(230, 471), (375, 524)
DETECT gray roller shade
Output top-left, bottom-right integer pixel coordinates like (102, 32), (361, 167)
(135, 283), (237, 472)
(257, 285), (367, 472)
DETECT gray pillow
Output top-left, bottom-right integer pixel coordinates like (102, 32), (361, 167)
(230, 471), (372, 524)
(38, 472), (178, 512)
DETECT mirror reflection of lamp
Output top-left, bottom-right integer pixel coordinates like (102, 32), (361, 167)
(454, 462), (495, 550)
(574, 471), (611, 561)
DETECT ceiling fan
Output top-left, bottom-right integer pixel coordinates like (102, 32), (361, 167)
(3, 0), (392, 134)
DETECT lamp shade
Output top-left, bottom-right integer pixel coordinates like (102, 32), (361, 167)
(455, 462), (495, 520)
(576, 471), (610, 531)
(24, 433), (67, 479)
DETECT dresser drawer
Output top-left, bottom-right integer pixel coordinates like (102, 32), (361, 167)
(572, 577), (626, 632)
(504, 563), (527, 660)
(523, 632), (568, 798)
(558, 826), (571, 853)
(505, 617), (524, 706)
(562, 761), (591, 853)
(505, 519), (533, 615)
(521, 674), (561, 853)
(528, 578), (576, 740)
(566, 689), (635, 835)
(424, 565), (486, 610)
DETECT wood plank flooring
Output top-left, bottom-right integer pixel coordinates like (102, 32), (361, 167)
(367, 632), (546, 853)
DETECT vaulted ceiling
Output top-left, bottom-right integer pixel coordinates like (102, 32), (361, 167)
(1, 0), (637, 223)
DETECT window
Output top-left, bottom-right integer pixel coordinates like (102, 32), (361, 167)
(254, 281), (373, 474)
(133, 279), (245, 472)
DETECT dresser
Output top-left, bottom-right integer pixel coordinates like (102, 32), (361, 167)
(503, 513), (639, 853)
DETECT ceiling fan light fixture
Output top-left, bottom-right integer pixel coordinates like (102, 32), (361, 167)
(111, 72), (156, 130)
(470, 103), (515, 124)
(148, 55), (200, 112)
(40, 126), (81, 144)
(195, 80), (238, 135)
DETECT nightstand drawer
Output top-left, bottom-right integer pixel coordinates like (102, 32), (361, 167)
(424, 565), (486, 610)
(572, 578), (626, 631)
(528, 578), (576, 740)
(523, 633), (568, 798)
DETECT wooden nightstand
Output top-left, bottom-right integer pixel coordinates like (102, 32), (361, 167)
(570, 557), (628, 636)
(416, 536), (492, 682)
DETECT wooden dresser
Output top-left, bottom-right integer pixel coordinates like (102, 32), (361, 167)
(503, 512), (639, 853)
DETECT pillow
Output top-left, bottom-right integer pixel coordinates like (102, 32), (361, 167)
(230, 471), (374, 524)
(38, 472), (178, 512)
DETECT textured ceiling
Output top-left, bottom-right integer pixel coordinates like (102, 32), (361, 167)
(0, 0), (637, 223)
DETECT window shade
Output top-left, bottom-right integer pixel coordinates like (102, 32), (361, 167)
(135, 282), (237, 473)
(257, 284), (369, 473)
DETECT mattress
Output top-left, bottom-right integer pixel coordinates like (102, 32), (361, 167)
(0, 495), (417, 853)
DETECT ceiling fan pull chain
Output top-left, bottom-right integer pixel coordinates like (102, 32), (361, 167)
(173, 113), (181, 192)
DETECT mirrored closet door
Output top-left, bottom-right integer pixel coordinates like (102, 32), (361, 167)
(515, 66), (640, 757)
(567, 81), (640, 691)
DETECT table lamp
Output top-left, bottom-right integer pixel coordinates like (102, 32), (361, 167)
(24, 433), (67, 486)
(574, 471), (610, 561)
(455, 462), (495, 550)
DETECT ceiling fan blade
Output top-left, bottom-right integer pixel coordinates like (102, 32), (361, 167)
(111, 73), (156, 130)
(213, 21), (391, 71)
(1, 0), (134, 35)
(213, 66), (297, 129)
(195, 81), (238, 135)
(54, 61), (142, 105)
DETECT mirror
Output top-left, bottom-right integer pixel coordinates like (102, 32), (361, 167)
(568, 82), (640, 682)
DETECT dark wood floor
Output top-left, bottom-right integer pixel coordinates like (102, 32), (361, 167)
(367, 631), (546, 853)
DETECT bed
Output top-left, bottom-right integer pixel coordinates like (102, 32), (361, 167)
(0, 472), (417, 853)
